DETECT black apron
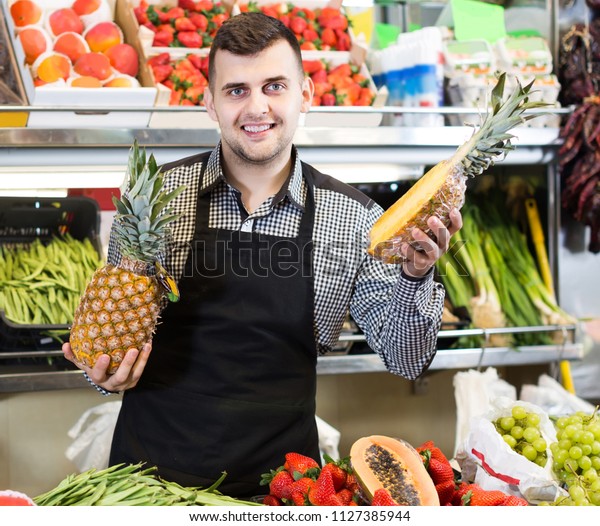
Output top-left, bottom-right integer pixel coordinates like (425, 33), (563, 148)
(110, 154), (320, 498)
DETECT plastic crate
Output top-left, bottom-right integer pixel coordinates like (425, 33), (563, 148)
(0, 196), (101, 353)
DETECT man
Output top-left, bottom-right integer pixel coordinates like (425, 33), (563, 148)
(63, 12), (462, 497)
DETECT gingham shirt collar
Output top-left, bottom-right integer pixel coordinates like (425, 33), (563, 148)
(199, 142), (305, 212)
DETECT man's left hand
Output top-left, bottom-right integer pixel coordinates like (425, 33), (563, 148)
(401, 208), (463, 279)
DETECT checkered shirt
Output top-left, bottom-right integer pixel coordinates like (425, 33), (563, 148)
(107, 143), (445, 380)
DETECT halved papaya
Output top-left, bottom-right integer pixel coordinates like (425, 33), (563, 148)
(350, 435), (440, 506)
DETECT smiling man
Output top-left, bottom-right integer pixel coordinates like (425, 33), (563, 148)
(63, 12), (462, 498)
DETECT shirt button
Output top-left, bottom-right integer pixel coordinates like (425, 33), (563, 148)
(241, 219), (254, 232)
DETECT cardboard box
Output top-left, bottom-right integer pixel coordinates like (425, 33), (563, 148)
(2, 0), (157, 127)
(0, 3), (27, 126)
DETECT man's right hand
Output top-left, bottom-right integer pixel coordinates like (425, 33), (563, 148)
(62, 342), (152, 393)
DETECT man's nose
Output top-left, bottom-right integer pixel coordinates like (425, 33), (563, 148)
(245, 90), (269, 115)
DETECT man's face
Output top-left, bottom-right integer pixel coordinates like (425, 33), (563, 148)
(204, 40), (313, 167)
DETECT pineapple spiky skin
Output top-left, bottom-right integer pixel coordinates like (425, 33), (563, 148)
(70, 263), (162, 374)
(68, 141), (185, 374)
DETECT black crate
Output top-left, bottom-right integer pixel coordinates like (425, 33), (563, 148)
(0, 196), (101, 353)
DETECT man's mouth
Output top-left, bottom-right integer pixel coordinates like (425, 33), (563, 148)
(242, 124), (274, 133)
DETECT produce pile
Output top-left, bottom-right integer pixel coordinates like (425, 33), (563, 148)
(302, 58), (375, 107)
(32, 463), (259, 506)
(435, 196), (576, 348)
(4, 407), (600, 507)
(133, 0), (230, 48)
(9, 0), (143, 88)
(258, 438), (528, 506)
(239, 2), (351, 51)
(556, 6), (600, 254)
(0, 235), (101, 326)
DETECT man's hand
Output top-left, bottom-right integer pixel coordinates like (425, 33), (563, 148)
(401, 208), (463, 279)
(63, 342), (152, 392)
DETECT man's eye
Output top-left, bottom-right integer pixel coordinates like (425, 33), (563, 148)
(267, 83), (284, 92)
(229, 88), (245, 97)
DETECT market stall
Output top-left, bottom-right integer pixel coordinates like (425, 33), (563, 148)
(0, 0), (599, 509)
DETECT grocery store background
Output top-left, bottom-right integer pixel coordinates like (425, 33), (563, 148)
(0, 0), (599, 498)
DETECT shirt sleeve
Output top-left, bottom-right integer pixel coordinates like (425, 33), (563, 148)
(348, 203), (446, 380)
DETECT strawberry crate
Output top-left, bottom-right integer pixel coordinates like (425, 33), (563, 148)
(0, 196), (102, 353)
(301, 50), (387, 127)
(131, 0), (234, 57)
(234, 0), (354, 52)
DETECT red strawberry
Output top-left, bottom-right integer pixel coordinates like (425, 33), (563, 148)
(325, 493), (344, 505)
(344, 473), (359, 493)
(502, 495), (529, 506)
(336, 488), (353, 505)
(321, 92), (336, 106)
(290, 16), (308, 36)
(290, 476), (315, 506)
(263, 495), (282, 506)
(435, 479), (456, 506)
(466, 488), (509, 506)
(428, 457), (455, 485)
(284, 452), (319, 477)
(320, 463), (347, 491)
(269, 470), (294, 500)
(308, 468), (336, 506)
(417, 441), (451, 465)
(451, 482), (470, 506)
(371, 488), (398, 506)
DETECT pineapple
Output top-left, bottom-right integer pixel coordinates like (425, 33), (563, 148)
(69, 141), (185, 374)
(368, 73), (548, 263)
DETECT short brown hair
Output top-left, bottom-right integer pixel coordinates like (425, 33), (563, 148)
(208, 12), (304, 88)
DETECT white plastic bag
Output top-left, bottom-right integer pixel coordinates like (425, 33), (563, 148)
(316, 415), (341, 462)
(65, 401), (122, 473)
(453, 367), (517, 456)
(520, 374), (596, 416)
(455, 396), (567, 504)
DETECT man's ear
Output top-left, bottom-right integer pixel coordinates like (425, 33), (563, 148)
(203, 86), (219, 122)
(300, 76), (314, 114)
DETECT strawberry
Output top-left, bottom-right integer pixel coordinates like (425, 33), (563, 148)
(428, 457), (455, 485)
(303, 28), (319, 42)
(153, 30), (174, 47)
(290, 16), (308, 35)
(290, 476), (315, 505)
(321, 92), (336, 106)
(311, 69), (328, 84)
(177, 0), (196, 10)
(417, 440), (451, 465)
(502, 495), (529, 506)
(303, 60), (324, 75)
(321, 27), (337, 48)
(465, 488), (509, 506)
(320, 462), (347, 491)
(165, 7), (185, 21)
(189, 13), (208, 31)
(269, 470), (294, 500)
(178, 31), (203, 48)
(336, 488), (353, 505)
(452, 482), (471, 506)
(371, 488), (398, 506)
(263, 495), (282, 506)
(284, 452), (319, 478)
(308, 468), (336, 506)
(435, 479), (456, 506)
(344, 473), (359, 493)
(174, 17), (196, 32)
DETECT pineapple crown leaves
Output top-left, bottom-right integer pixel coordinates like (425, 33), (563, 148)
(461, 72), (551, 178)
(112, 140), (186, 264)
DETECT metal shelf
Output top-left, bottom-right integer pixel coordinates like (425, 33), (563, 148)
(0, 325), (584, 392)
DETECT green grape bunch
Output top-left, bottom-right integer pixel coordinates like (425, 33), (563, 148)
(493, 404), (549, 468)
(548, 407), (600, 506)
